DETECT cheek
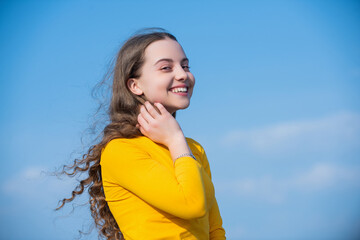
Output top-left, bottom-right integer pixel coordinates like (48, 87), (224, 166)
(188, 73), (195, 85)
(147, 83), (170, 100)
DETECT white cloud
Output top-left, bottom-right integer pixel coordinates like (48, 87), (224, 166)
(216, 163), (360, 204)
(217, 175), (287, 204)
(2, 166), (77, 202)
(293, 163), (360, 191)
(221, 111), (360, 155)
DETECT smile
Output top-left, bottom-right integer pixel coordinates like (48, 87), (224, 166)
(170, 87), (188, 93)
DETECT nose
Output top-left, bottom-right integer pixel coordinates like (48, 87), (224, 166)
(174, 65), (188, 81)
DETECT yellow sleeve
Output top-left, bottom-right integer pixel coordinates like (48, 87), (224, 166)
(101, 139), (208, 220)
(200, 148), (226, 239)
(209, 199), (226, 239)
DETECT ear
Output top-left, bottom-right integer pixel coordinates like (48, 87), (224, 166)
(127, 78), (143, 95)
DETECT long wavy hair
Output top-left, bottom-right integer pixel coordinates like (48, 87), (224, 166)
(56, 28), (177, 240)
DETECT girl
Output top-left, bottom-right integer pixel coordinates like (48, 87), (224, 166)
(57, 28), (226, 240)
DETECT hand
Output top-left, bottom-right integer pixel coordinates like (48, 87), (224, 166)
(137, 101), (184, 147)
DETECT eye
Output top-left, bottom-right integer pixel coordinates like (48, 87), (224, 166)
(182, 65), (190, 71)
(161, 66), (172, 71)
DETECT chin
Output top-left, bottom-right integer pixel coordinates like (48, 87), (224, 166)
(175, 103), (190, 111)
(166, 102), (190, 114)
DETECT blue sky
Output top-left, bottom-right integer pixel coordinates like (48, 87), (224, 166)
(0, 0), (359, 239)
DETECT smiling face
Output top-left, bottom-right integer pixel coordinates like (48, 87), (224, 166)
(127, 38), (195, 114)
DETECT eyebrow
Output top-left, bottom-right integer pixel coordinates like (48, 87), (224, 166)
(154, 58), (189, 65)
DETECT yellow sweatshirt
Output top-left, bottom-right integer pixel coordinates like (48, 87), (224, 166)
(100, 136), (226, 240)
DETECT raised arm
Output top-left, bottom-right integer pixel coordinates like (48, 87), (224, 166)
(101, 102), (214, 219)
(137, 101), (192, 163)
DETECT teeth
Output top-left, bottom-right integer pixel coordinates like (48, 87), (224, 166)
(171, 87), (187, 93)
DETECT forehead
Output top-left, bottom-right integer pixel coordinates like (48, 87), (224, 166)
(144, 38), (186, 62)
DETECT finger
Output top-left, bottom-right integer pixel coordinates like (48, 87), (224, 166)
(154, 102), (168, 115)
(139, 125), (147, 136)
(137, 113), (149, 129)
(140, 105), (154, 123)
(144, 101), (161, 118)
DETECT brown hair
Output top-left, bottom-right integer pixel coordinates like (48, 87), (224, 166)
(56, 28), (177, 239)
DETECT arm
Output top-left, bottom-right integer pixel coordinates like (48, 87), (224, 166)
(200, 146), (226, 239)
(101, 140), (207, 220)
(137, 102), (192, 163)
(102, 102), (208, 219)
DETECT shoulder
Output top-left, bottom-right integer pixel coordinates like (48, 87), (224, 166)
(103, 137), (152, 152)
(102, 138), (136, 153)
(186, 136), (203, 149)
(101, 137), (151, 165)
(185, 137), (206, 159)
(186, 137), (212, 177)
